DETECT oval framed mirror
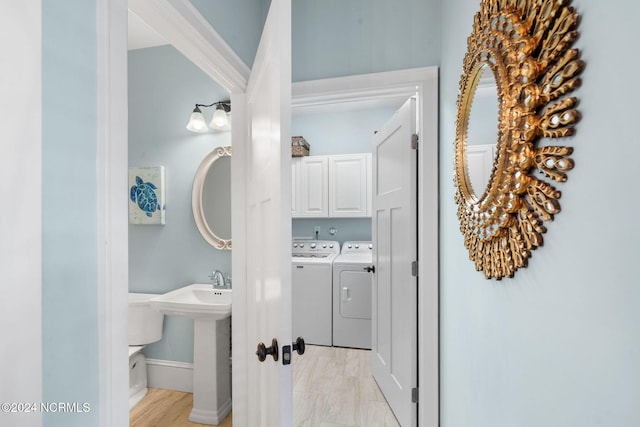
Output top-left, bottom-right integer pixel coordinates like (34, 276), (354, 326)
(454, 0), (584, 279)
(192, 146), (232, 250)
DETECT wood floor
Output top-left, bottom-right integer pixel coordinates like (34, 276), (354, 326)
(130, 388), (232, 427)
(130, 345), (398, 427)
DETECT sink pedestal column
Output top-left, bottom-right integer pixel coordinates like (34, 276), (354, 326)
(189, 316), (231, 425)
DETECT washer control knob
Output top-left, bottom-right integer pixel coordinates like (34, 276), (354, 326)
(310, 243), (316, 249)
(368, 244), (373, 249)
(322, 244), (327, 248)
(348, 244), (352, 249)
(293, 243), (298, 248)
(299, 243), (304, 248)
(329, 244), (334, 248)
(355, 244), (360, 249)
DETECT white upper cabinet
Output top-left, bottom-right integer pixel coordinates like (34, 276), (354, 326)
(296, 156), (329, 217)
(292, 153), (371, 218)
(328, 153), (372, 217)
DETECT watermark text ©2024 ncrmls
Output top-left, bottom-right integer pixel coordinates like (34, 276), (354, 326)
(1, 402), (91, 414)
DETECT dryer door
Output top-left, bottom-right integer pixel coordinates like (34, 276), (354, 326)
(339, 270), (372, 319)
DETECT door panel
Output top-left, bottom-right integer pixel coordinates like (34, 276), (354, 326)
(300, 156), (328, 216)
(329, 154), (370, 216)
(242, 0), (292, 425)
(372, 97), (417, 427)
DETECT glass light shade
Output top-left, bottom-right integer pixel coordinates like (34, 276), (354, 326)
(209, 106), (230, 130)
(186, 107), (208, 133)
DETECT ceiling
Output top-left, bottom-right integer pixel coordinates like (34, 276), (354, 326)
(127, 8), (407, 114)
(128, 10), (168, 50)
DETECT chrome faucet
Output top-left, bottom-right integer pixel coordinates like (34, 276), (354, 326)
(209, 270), (227, 289)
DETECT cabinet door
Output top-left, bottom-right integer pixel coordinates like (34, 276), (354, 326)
(329, 153), (371, 217)
(291, 157), (301, 216)
(299, 156), (328, 217)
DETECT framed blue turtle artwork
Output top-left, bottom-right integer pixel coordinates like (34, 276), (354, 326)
(128, 166), (166, 225)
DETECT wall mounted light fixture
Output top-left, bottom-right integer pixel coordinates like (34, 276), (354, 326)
(186, 100), (231, 133)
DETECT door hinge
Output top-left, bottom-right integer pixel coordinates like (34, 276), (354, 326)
(412, 387), (419, 403)
(411, 133), (419, 150)
(411, 260), (418, 277)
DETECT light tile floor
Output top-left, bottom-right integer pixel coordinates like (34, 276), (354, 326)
(293, 345), (400, 427)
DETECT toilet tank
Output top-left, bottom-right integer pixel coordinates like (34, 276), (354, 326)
(128, 293), (164, 346)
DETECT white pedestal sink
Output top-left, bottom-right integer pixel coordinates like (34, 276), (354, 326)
(150, 284), (232, 425)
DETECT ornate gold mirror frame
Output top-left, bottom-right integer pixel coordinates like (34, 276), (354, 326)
(454, 0), (584, 279)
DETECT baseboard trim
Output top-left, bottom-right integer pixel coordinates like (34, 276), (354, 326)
(146, 358), (193, 393)
(189, 399), (232, 425)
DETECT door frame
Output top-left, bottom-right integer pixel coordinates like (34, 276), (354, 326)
(100, 1), (438, 423)
(293, 67), (439, 425)
(99, 1), (252, 424)
(96, 0), (131, 425)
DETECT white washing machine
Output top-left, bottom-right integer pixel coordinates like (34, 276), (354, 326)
(332, 241), (374, 349)
(292, 240), (340, 346)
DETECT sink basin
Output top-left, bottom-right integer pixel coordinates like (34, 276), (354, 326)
(150, 284), (232, 320)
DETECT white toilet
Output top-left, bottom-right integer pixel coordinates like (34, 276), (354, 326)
(128, 293), (164, 410)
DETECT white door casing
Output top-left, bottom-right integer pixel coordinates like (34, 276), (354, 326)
(372, 97), (418, 426)
(237, 0), (292, 426)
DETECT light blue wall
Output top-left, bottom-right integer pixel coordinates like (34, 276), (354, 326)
(189, 0), (269, 68)
(439, 0), (640, 425)
(189, 0), (442, 80)
(292, 107), (395, 245)
(35, 0), (640, 423)
(128, 45), (232, 363)
(42, 1), (99, 425)
(292, 108), (394, 155)
(292, 218), (372, 244)
(292, 0), (440, 81)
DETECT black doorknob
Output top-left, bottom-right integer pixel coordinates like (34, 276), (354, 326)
(364, 265), (375, 273)
(256, 338), (279, 362)
(292, 337), (305, 355)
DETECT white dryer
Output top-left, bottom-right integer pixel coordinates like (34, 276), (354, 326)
(332, 241), (374, 349)
(292, 240), (340, 346)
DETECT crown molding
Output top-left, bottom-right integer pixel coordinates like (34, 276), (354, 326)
(129, 0), (249, 93)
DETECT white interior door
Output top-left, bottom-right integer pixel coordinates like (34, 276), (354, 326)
(372, 97), (418, 426)
(235, 0), (292, 425)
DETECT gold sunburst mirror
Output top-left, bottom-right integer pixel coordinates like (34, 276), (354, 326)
(454, 0), (584, 280)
